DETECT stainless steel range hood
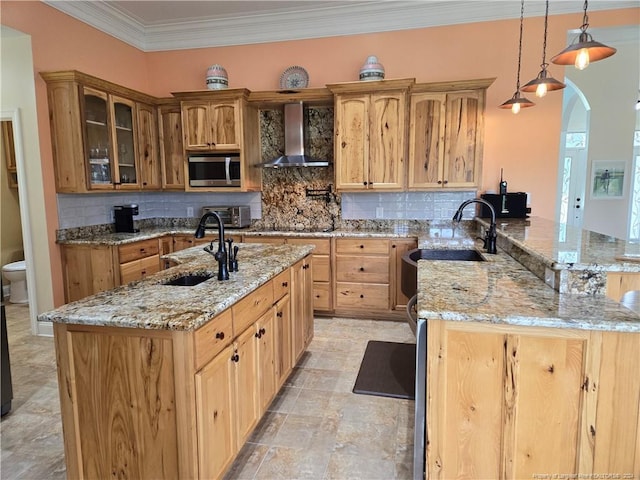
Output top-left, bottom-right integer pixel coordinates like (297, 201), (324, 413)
(260, 102), (330, 168)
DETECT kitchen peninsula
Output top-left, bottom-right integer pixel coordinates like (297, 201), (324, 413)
(415, 218), (640, 479)
(39, 242), (314, 479)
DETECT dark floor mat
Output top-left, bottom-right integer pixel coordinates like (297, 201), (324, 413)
(353, 340), (416, 400)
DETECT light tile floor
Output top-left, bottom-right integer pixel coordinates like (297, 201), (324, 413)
(1, 304), (415, 480)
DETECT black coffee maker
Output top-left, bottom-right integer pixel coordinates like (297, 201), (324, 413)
(114, 204), (139, 233)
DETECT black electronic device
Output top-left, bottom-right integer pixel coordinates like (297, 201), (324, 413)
(114, 204), (139, 233)
(480, 193), (530, 218)
(499, 168), (508, 195)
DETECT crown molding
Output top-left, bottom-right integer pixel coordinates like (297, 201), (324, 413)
(43, 1), (639, 52)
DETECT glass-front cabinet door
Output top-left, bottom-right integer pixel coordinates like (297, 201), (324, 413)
(84, 88), (112, 188)
(82, 88), (139, 189)
(111, 96), (138, 188)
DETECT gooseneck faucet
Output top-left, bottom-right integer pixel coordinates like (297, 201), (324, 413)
(452, 198), (498, 254)
(194, 211), (229, 280)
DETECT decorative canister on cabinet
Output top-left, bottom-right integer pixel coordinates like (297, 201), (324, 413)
(359, 55), (385, 81)
(206, 64), (229, 90)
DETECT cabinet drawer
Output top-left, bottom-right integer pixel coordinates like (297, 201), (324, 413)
(335, 255), (389, 283)
(287, 238), (331, 255)
(120, 255), (160, 284)
(232, 281), (274, 335)
(273, 269), (291, 301)
(194, 308), (233, 370)
(243, 236), (286, 245)
(118, 239), (160, 263)
(336, 238), (389, 255)
(313, 283), (332, 311)
(312, 254), (330, 282)
(336, 282), (389, 310)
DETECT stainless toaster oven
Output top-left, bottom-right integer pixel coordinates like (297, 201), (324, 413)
(201, 206), (251, 228)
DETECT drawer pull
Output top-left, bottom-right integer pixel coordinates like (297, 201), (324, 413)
(215, 331), (225, 340)
(360, 294), (364, 298)
(276, 312), (283, 318)
(359, 267), (364, 271)
(359, 245), (364, 249)
(282, 281), (288, 287)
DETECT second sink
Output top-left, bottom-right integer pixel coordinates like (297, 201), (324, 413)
(401, 249), (485, 298)
(163, 274), (213, 286)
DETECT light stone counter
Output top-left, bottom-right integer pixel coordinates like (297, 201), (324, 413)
(416, 248), (640, 333)
(38, 242), (313, 331)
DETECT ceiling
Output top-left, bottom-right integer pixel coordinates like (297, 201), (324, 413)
(44, 1), (637, 52)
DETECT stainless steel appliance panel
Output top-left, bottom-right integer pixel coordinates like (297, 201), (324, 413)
(188, 154), (241, 187)
(202, 206), (251, 228)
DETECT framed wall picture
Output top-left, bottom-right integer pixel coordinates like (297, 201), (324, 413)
(591, 160), (625, 199)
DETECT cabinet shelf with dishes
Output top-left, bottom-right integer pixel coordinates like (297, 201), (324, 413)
(41, 70), (161, 193)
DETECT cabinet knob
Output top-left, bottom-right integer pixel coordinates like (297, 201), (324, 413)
(282, 281), (288, 287)
(437, 180), (443, 184)
(360, 294), (364, 298)
(359, 267), (364, 271)
(277, 311), (283, 318)
(363, 182), (368, 186)
(215, 331), (225, 340)
(260, 327), (266, 335)
(359, 245), (364, 249)
(255, 331), (262, 338)
(443, 180), (448, 185)
(392, 244), (396, 248)
(231, 352), (239, 362)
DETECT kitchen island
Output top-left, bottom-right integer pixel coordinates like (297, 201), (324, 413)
(38, 242), (315, 480)
(414, 220), (640, 480)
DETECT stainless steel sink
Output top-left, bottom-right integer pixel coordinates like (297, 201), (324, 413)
(163, 274), (213, 286)
(400, 249), (485, 298)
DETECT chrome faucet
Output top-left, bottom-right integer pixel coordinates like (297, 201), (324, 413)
(452, 198), (498, 254)
(194, 212), (229, 280)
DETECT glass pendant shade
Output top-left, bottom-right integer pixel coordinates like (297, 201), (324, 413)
(551, 1), (616, 69)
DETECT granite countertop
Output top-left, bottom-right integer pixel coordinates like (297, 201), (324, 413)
(416, 244), (640, 333)
(477, 216), (640, 273)
(38, 242), (313, 331)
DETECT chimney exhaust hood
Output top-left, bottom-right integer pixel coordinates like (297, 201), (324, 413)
(260, 102), (330, 168)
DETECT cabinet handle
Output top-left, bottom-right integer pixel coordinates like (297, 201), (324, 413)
(140, 248), (146, 253)
(282, 281), (288, 287)
(231, 353), (239, 362)
(141, 270), (147, 275)
(215, 331), (225, 340)
(277, 311), (283, 318)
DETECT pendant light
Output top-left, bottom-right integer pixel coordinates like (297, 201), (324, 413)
(551, 0), (616, 70)
(500, 0), (534, 113)
(522, 0), (565, 97)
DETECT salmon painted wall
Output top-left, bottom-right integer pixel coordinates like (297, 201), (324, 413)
(1, 2), (637, 306)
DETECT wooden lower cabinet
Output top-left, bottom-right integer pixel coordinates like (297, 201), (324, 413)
(53, 255), (313, 479)
(426, 320), (640, 479)
(61, 244), (117, 303)
(606, 272), (640, 302)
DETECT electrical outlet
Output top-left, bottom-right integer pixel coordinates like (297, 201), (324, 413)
(187, 207), (194, 217)
(375, 206), (384, 218)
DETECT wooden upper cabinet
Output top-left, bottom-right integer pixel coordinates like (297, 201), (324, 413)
(328, 78), (412, 191)
(333, 94), (368, 190)
(158, 102), (185, 189)
(181, 100), (240, 150)
(41, 71), (161, 193)
(408, 79), (492, 190)
(136, 102), (161, 190)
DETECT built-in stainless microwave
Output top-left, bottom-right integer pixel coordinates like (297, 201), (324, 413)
(188, 153), (241, 187)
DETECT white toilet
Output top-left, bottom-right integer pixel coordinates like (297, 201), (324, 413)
(2, 260), (28, 304)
